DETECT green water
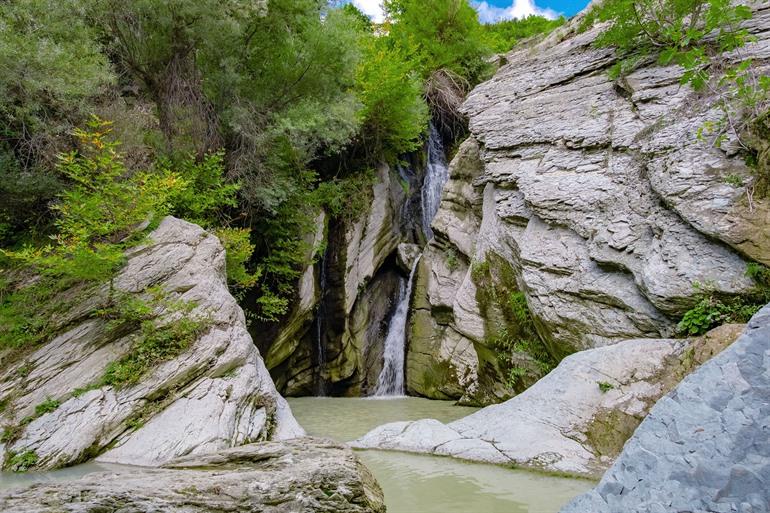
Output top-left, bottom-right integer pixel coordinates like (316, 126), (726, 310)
(287, 396), (593, 513)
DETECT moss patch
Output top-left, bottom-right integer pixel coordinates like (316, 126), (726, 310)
(584, 409), (641, 460)
(472, 252), (559, 393)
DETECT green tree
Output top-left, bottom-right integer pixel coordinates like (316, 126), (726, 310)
(483, 15), (566, 53)
(384, 0), (489, 83)
(353, 35), (428, 163)
(0, 0), (115, 245)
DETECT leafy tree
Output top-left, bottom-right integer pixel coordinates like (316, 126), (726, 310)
(353, 35), (428, 163)
(483, 15), (566, 53)
(384, 0), (489, 83)
(0, 0), (115, 246)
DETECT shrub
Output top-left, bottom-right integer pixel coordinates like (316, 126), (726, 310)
(678, 265), (770, 335)
(214, 227), (261, 290)
(5, 450), (38, 472)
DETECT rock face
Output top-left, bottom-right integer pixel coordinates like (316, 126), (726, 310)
(561, 305), (770, 512)
(0, 217), (303, 471)
(407, 3), (770, 402)
(0, 437), (386, 513)
(266, 163), (423, 396)
(355, 324), (743, 476)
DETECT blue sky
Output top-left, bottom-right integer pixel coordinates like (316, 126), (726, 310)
(350, 0), (591, 22)
(481, 0), (590, 18)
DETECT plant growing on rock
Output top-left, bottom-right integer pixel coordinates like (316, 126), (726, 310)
(678, 265), (770, 335)
(587, 0), (769, 197)
(4, 450), (38, 472)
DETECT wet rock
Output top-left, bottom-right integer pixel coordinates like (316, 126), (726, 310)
(0, 437), (386, 513)
(561, 305), (770, 512)
(0, 217), (303, 470)
(396, 243), (421, 273)
(356, 324), (743, 476)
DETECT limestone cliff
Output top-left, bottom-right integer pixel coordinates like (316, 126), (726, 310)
(0, 217), (303, 471)
(407, 2), (770, 403)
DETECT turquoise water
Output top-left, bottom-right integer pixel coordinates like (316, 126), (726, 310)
(288, 396), (593, 513)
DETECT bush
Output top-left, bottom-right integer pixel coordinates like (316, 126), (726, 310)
(678, 265), (770, 335)
(214, 227), (261, 290)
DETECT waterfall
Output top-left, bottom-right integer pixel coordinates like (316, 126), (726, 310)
(374, 255), (421, 396)
(420, 124), (450, 240)
(313, 248), (329, 396)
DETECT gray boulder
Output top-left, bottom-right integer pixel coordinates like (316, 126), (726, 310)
(0, 217), (303, 470)
(0, 437), (386, 513)
(355, 324), (743, 476)
(561, 304), (770, 513)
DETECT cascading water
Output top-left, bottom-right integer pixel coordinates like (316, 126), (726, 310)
(374, 124), (450, 397)
(313, 248), (329, 396)
(373, 255), (421, 396)
(420, 124), (450, 241)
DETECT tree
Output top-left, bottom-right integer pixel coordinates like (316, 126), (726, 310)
(0, 0), (115, 245)
(483, 15), (566, 53)
(383, 0), (489, 83)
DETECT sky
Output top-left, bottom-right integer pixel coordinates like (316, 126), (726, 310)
(350, 0), (591, 23)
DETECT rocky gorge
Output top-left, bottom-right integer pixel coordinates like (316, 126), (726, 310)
(0, 0), (768, 511)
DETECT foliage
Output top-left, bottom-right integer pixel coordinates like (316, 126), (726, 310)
(597, 381), (614, 393)
(214, 227), (261, 290)
(5, 450), (38, 472)
(312, 170), (376, 222)
(164, 151), (239, 227)
(445, 249), (460, 271)
(483, 15), (566, 53)
(384, 0), (490, 84)
(472, 255), (557, 389)
(353, 36), (428, 163)
(0, 120), (246, 353)
(678, 265), (770, 335)
(3, 117), (187, 283)
(0, 0), (114, 167)
(34, 398), (60, 417)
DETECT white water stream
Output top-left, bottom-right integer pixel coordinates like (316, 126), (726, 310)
(420, 124), (450, 240)
(374, 123), (450, 396)
(373, 256), (421, 396)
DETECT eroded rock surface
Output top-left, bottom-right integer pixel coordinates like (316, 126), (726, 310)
(357, 325), (742, 476)
(408, 2), (770, 402)
(0, 437), (385, 513)
(561, 305), (770, 512)
(0, 217), (303, 470)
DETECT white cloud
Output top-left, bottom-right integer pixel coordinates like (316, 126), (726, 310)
(347, 0), (558, 25)
(351, 0), (385, 22)
(472, 0), (560, 22)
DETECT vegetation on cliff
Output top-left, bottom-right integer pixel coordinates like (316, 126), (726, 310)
(0, 0), (562, 326)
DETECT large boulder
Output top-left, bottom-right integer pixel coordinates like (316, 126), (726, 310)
(355, 324), (742, 476)
(0, 217), (303, 470)
(561, 304), (770, 512)
(0, 437), (386, 513)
